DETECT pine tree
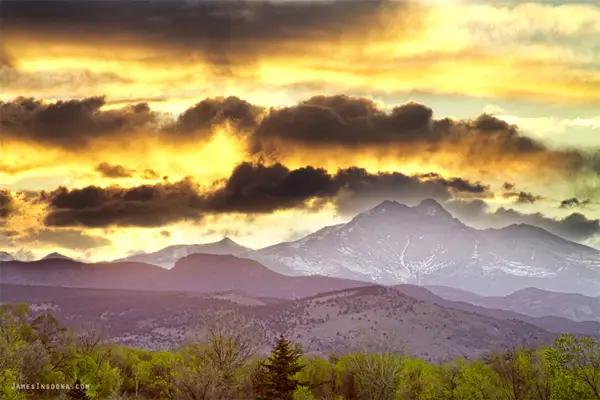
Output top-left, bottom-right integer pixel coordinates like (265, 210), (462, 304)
(67, 379), (90, 400)
(256, 335), (305, 400)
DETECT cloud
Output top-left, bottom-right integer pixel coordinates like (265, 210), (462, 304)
(4, 94), (597, 182)
(165, 96), (264, 136)
(39, 178), (205, 228)
(250, 95), (599, 178)
(502, 182), (516, 191)
(16, 228), (112, 251)
(0, 189), (15, 220)
(32, 161), (491, 228)
(252, 96), (538, 152)
(95, 163), (135, 179)
(493, 209), (600, 243)
(3, 1), (600, 105)
(0, 96), (161, 149)
(502, 191), (543, 204)
(560, 197), (592, 209)
(446, 199), (600, 243)
(94, 162), (161, 180)
(0, 1), (418, 72)
(331, 169), (490, 216)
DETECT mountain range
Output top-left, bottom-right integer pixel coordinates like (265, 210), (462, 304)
(3, 197), (600, 360)
(2, 199), (599, 298)
(0, 253), (369, 299)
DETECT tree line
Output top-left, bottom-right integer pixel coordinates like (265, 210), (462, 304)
(1, 303), (600, 399)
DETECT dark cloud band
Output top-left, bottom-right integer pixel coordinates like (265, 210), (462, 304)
(2, 95), (597, 179)
(33, 161), (490, 228)
(1, 0), (417, 72)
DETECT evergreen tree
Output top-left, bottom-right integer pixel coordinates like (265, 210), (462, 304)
(67, 379), (90, 400)
(257, 335), (305, 400)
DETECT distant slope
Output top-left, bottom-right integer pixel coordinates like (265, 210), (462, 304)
(0, 254), (370, 299)
(247, 199), (600, 296)
(113, 237), (253, 268)
(0, 258), (169, 291)
(0, 283), (557, 361)
(427, 285), (600, 323)
(394, 285), (600, 336)
(165, 253), (371, 298)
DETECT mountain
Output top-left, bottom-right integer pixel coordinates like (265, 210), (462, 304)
(394, 284), (600, 336)
(0, 283), (557, 360)
(0, 258), (169, 291)
(427, 285), (600, 323)
(41, 252), (73, 261)
(0, 251), (14, 262)
(0, 254), (369, 299)
(165, 253), (370, 298)
(113, 237), (253, 268)
(247, 199), (600, 296)
(12, 248), (36, 261)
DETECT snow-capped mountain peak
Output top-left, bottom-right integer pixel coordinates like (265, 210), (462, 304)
(415, 198), (454, 219)
(246, 199), (600, 296)
(112, 238), (253, 268)
(0, 251), (14, 262)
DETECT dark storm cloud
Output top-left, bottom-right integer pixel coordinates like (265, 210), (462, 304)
(415, 173), (489, 194)
(445, 199), (600, 243)
(94, 162), (161, 180)
(164, 96), (264, 135)
(331, 169), (490, 216)
(252, 97), (442, 149)
(0, 190), (15, 220)
(37, 161), (491, 228)
(2, 93), (598, 179)
(252, 96), (539, 150)
(502, 191), (543, 204)
(95, 163), (135, 178)
(251, 95), (600, 176)
(502, 182), (516, 191)
(40, 178), (205, 228)
(0, 95), (259, 148)
(200, 162), (339, 213)
(1, 0), (416, 70)
(0, 97), (160, 149)
(493, 209), (600, 243)
(560, 197), (592, 208)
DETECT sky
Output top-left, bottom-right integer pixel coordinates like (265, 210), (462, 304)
(0, 0), (599, 261)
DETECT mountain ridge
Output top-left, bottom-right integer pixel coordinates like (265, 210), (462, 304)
(246, 199), (600, 296)
(112, 237), (253, 268)
(0, 253), (370, 299)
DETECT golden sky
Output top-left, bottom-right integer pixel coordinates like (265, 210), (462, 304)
(0, 0), (599, 261)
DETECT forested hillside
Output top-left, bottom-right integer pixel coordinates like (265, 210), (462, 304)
(2, 303), (600, 400)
